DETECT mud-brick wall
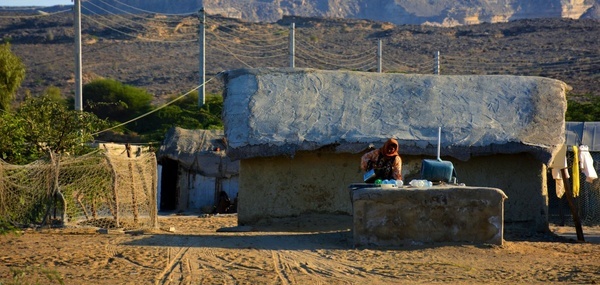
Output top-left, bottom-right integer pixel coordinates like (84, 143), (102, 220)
(352, 187), (507, 247)
(237, 152), (360, 225)
(237, 152), (548, 233)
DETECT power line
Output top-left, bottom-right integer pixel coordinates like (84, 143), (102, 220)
(211, 19), (289, 41)
(109, 0), (197, 16)
(0, 9), (71, 18)
(81, 13), (197, 43)
(93, 0), (193, 23)
(296, 40), (377, 64)
(92, 75), (218, 136)
(206, 30), (287, 50)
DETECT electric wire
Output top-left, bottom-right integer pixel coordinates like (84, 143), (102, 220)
(94, 0), (193, 23)
(110, 0), (197, 16)
(296, 36), (378, 60)
(0, 8), (71, 18)
(92, 75), (218, 136)
(296, 29), (380, 51)
(206, 31), (288, 51)
(211, 20), (289, 41)
(208, 43), (287, 59)
(208, 25), (289, 48)
(81, 13), (197, 43)
(82, 3), (197, 39)
(81, 5), (150, 35)
(206, 32), (288, 56)
(85, 0), (198, 36)
(296, 47), (377, 70)
(207, 32), (254, 68)
(296, 40), (378, 64)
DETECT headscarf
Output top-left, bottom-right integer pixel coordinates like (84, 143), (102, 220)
(380, 138), (399, 157)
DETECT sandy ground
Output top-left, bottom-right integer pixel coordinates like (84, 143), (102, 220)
(1, 214), (599, 285)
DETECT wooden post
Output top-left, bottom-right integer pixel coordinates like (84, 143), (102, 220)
(103, 150), (119, 227)
(150, 153), (158, 228)
(126, 144), (139, 223)
(560, 168), (585, 242)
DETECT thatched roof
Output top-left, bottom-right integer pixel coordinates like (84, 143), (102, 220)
(157, 127), (238, 177)
(221, 68), (569, 164)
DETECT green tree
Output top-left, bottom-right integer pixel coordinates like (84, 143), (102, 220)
(0, 43), (26, 111)
(0, 94), (108, 164)
(83, 78), (153, 123)
(137, 92), (223, 141)
(566, 93), (600, 122)
(0, 110), (29, 163)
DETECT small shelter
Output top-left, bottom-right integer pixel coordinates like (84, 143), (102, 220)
(157, 127), (239, 212)
(221, 68), (568, 232)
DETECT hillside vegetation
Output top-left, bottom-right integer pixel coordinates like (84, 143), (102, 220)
(0, 12), (598, 103)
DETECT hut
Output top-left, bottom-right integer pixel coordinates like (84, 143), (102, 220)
(157, 127), (239, 213)
(221, 68), (568, 232)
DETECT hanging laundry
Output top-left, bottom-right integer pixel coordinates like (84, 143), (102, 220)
(552, 167), (566, 198)
(572, 145), (580, 197)
(550, 144), (568, 198)
(579, 145), (598, 183)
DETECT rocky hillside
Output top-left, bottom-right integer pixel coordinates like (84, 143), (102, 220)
(15, 0), (600, 26)
(0, 11), (598, 103)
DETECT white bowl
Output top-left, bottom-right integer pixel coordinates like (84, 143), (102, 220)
(380, 184), (397, 189)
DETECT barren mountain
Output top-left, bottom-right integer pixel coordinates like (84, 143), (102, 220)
(18, 0), (599, 26)
(0, 11), (598, 103)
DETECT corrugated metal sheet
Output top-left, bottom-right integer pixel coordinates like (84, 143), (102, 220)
(566, 122), (600, 151)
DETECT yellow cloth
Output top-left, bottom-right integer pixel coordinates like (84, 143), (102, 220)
(572, 145), (580, 197)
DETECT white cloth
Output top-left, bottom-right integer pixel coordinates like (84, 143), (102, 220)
(552, 168), (567, 198)
(578, 145), (598, 183)
(550, 144), (569, 198)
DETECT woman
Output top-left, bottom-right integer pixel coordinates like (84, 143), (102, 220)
(361, 138), (403, 181)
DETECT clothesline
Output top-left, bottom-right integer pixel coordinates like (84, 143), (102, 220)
(550, 144), (598, 199)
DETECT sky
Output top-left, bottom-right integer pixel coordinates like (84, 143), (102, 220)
(1, 0), (73, 6)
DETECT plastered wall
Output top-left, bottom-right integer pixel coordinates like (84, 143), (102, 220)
(238, 152), (548, 232)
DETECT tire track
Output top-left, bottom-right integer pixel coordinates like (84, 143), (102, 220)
(191, 247), (238, 285)
(281, 250), (398, 284)
(271, 250), (294, 285)
(155, 246), (190, 285)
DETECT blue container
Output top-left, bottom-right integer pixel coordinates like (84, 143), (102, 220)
(420, 159), (456, 182)
(363, 169), (376, 183)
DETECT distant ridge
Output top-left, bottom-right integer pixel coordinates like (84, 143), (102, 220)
(7, 0), (598, 26)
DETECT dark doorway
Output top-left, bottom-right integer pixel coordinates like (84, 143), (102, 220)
(160, 159), (179, 211)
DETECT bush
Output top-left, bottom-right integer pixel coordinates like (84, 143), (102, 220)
(83, 79), (153, 123)
(566, 93), (600, 122)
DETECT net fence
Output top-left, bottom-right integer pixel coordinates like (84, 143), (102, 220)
(0, 150), (158, 230)
(573, 151), (600, 226)
(561, 151), (600, 226)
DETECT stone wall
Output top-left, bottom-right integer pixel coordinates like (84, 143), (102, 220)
(352, 187), (507, 247)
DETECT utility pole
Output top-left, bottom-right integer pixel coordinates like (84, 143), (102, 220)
(434, 50), (440, 75)
(198, 8), (206, 107)
(377, 39), (382, 73)
(289, 23), (295, 68)
(74, 0), (82, 111)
